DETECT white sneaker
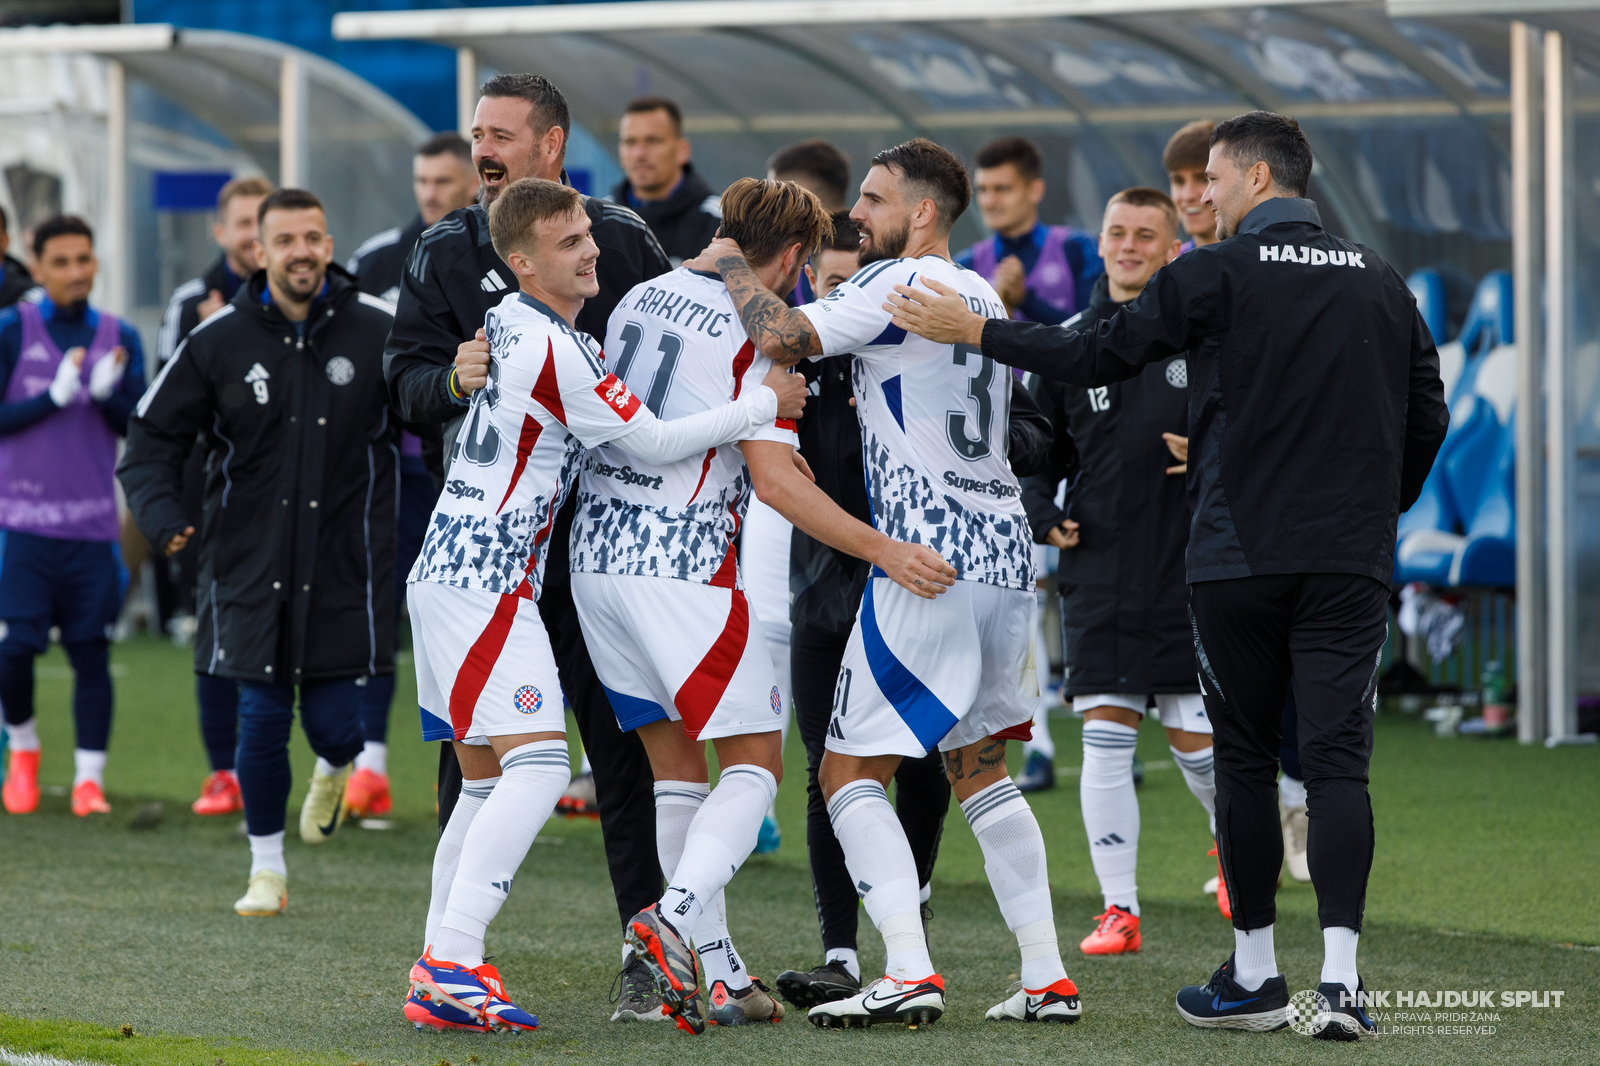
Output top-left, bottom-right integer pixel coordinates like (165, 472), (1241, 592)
(985, 978), (1083, 1023)
(1202, 875), (1220, 894)
(299, 762), (350, 844)
(235, 870), (287, 916)
(1281, 801), (1310, 883)
(807, 974), (945, 1029)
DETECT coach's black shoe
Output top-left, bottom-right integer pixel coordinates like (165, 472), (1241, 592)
(1175, 954), (1289, 1032)
(1132, 754), (1145, 789)
(775, 959), (860, 1008)
(1312, 980), (1378, 1041)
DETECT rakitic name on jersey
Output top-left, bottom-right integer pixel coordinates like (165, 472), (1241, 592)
(625, 284), (734, 336)
(942, 470), (1022, 498)
(586, 456), (666, 491)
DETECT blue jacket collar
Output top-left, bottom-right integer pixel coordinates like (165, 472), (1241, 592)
(1238, 197), (1321, 236)
(37, 294), (98, 327)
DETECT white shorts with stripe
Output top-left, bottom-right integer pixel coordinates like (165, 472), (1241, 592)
(571, 571), (784, 741)
(1070, 692), (1212, 735)
(824, 577), (1037, 759)
(408, 579), (566, 745)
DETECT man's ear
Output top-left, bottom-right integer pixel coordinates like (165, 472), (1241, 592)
(544, 125), (567, 169)
(505, 247), (536, 278)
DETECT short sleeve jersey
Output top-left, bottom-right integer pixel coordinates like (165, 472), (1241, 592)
(570, 268), (798, 587)
(409, 291), (647, 600)
(798, 255), (1034, 590)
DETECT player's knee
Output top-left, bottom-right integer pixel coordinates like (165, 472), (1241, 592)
(63, 639), (109, 675)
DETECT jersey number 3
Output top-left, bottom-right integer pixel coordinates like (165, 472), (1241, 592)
(946, 343), (995, 461)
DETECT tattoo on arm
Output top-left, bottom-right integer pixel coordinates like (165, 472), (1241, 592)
(942, 749), (964, 781)
(717, 253), (822, 365)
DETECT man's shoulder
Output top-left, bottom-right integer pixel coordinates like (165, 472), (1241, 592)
(417, 205), (489, 259)
(585, 195), (655, 239)
(348, 226), (404, 268)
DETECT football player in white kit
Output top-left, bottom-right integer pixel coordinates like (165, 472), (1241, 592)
(403, 178), (807, 1033)
(691, 140), (1083, 1029)
(571, 178), (956, 1034)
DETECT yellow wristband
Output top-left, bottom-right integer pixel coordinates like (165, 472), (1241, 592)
(448, 367), (465, 400)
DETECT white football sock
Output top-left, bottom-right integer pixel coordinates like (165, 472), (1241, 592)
(1170, 744), (1217, 837)
(579, 752), (593, 776)
(1233, 925), (1277, 991)
(654, 780), (752, 992)
(248, 830), (287, 878)
(1279, 773), (1307, 810)
(433, 741), (569, 968)
(355, 741), (388, 776)
(1321, 926), (1359, 994)
(425, 774), (498, 951)
(1080, 720), (1140, 916)
(73, 748), (106, 787)
(658, 764), (776, 942)
(826, 947), (861, 981)
(313, 756), (347, 777)
(827, 779), (930, 980)
(5, 718), (39, 751)
(1024, 600), (1056, 760)
(961, 778), (1067, 989)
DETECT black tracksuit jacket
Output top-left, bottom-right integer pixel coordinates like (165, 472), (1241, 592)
(1022, 275), (1194, 694)
(983, 197), (1449, 587)
(610, 164), (722, 267)
(348, 214), (428, 304)
(119, 266), (398, 685)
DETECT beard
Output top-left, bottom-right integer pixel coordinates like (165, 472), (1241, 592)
(272, 260), (324, 301)
(857, 219), (910, 266)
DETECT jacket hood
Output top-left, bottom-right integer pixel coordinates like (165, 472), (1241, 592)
(611, 163), (717, 221)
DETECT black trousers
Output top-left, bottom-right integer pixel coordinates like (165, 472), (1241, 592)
(436, 568), (661, 929)
(1189, 573), (1388, 934)
(792, 625), (951, 954)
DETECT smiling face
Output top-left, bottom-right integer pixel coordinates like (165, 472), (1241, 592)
(35, 233), (97, 307)
(1099, 201), (1180, 301)
(472, 95), (564, 204)
(1202, 144), (1269, 241)
(213, 194), (266, 276)
(849, 165), (917, 265)
(256, 206), (332, 308)
(505, 205), (599, 308)
(1168, 165), (1215, 244)
(975, 161), (1044, 239)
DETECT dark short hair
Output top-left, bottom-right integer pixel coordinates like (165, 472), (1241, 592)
(1162, 120), (1215, 174)
(870, 138), (971, 236)
(480, 73), (571, 151)
(257, 188), (325, 228)
(1211, 111), (1312, 198)
(767, 140), (851, 207)
(1104, 186), (1180, 240)
(417, 131), (472, 164)
(487, 178), (584, 259)
(217, 175), (274, 215)
(718, 178), (833, 269)
(32, 215), (93, 259)
(975, 136), (1042, 184)
(815, 210), (859, 256)
(623, 96), (683, 135)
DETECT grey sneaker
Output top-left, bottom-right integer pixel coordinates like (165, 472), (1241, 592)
(706, 977), (786, 1025)
(610, 956), (671, 1022)
(625, 904), (705, 1034)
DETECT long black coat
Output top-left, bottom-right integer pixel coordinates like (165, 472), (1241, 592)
(1022, 275), (1194, 695)
(119, 266), (398, 685)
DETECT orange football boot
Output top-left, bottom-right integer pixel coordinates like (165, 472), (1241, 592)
(192, 769), (243, 815)
(1080, 905), (1141, 955)
(3, 748), (40, 814)
(1209, 846), (1232, 920)
(345, 768), (392, 817)
(71, 779), (111, 816)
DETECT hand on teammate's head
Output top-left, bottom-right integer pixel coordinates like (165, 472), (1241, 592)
(683, 235), (744, 274)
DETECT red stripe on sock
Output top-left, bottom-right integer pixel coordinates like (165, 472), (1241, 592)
(448, 593), (522, 738)
(674, 590), (749, 739)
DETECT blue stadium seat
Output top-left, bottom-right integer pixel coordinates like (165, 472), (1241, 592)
(1449, 409), (1515, 587)
(1407, 269), (1448, 347)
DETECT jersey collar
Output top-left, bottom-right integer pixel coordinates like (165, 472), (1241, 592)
(1237, 197), (1322, 236)
(37, 293), (98, 327)
(517, 291), (566, 325)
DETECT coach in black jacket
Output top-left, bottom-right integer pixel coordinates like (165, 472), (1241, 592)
(383, 73), (672, 1016)
(888, 113), (1448, 1033)
(120, 189), (397, 911)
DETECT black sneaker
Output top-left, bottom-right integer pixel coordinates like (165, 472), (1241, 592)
(1132, 754), (1145, 789)
(609, 955), (671, 1023)
(1312, 980), (1378, 1041)
(1175, 954), (1289, 1031)
(1014, 750), (1055, 792)
(775, 959), (860, 1009)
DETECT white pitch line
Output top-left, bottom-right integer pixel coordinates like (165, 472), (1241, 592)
(0, 1048), (108, 1066)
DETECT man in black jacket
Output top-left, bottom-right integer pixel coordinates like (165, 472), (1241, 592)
(0, 206), (34, 309)
(121, 189), (398, 919)
(612, 96), (721, 266)
(348, 132), (479, 304)
(1021, 187), (1223, 959)
(774, 212), (1057, 1008)
(886, 111), (1448, 1039)
(382, 72), (673, 1021)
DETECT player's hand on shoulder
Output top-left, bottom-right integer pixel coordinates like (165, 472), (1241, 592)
(874, 540), (957, 600)
(454, 328), (490, 393)
(762, 364), (807, 420)
(884, 277), (985, 347)
(683, 235), (743, 274)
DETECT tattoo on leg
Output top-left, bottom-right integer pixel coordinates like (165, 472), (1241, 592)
(942, 749), (964, 781)
(975, 741), (1007, 776)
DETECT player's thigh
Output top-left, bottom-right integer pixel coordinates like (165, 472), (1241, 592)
(711, 729), (783, 780)
(570, 572), (676, 735)
(52, 540), (122, 644)
(635, 717), (709, 783)
(0, 532), (57, 654)
(1155, 693), (1212, 747)
(943, 582), (1033, 752)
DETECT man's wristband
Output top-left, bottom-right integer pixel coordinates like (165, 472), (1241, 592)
(447, 367), (467, 402)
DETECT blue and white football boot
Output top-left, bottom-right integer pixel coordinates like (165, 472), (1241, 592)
(405, 951), (539, 1032)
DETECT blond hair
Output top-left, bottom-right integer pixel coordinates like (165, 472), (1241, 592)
(217, 175), (274, 214)
(488, 178), (584, 259)
(1103, 186), (1180, 241)
(717, 178), (834, 268)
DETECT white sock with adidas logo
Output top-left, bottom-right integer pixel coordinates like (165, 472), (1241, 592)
(1080, 719), (1141, 916)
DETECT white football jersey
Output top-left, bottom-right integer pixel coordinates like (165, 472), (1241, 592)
(798, 255), (1034, 590)
(570, 268), (799, 586)
(410, 292), (647, 599)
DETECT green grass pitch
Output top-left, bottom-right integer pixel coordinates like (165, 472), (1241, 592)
(1, 634), (1596, 1065)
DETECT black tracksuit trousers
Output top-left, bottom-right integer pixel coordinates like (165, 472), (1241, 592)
(792, 625), (950, 954)
(1189, 573), (1389, 934)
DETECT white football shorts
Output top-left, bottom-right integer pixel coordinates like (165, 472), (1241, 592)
(1070, 692), (1212, 735)
(409, 580), (566, 745)
(825, 577), (1037, 759)
(571, 571), (785, 741)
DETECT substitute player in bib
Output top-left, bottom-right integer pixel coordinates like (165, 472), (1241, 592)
(692, 140), (1081, 1029)
(572, 178), (955, 1034)
(404, 178), (805, 1033)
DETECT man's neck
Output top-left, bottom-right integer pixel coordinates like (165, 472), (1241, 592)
(523, 282), (581, 327)
(996, 214), (1039, 241)
(1107, 278), (1143, 304)
(267, 278), (313, 322)
(631, 171), (683, 204)
(904, 232), (952, 262)
(44, 293), (89, 318)
(224, 254), (252, 278)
